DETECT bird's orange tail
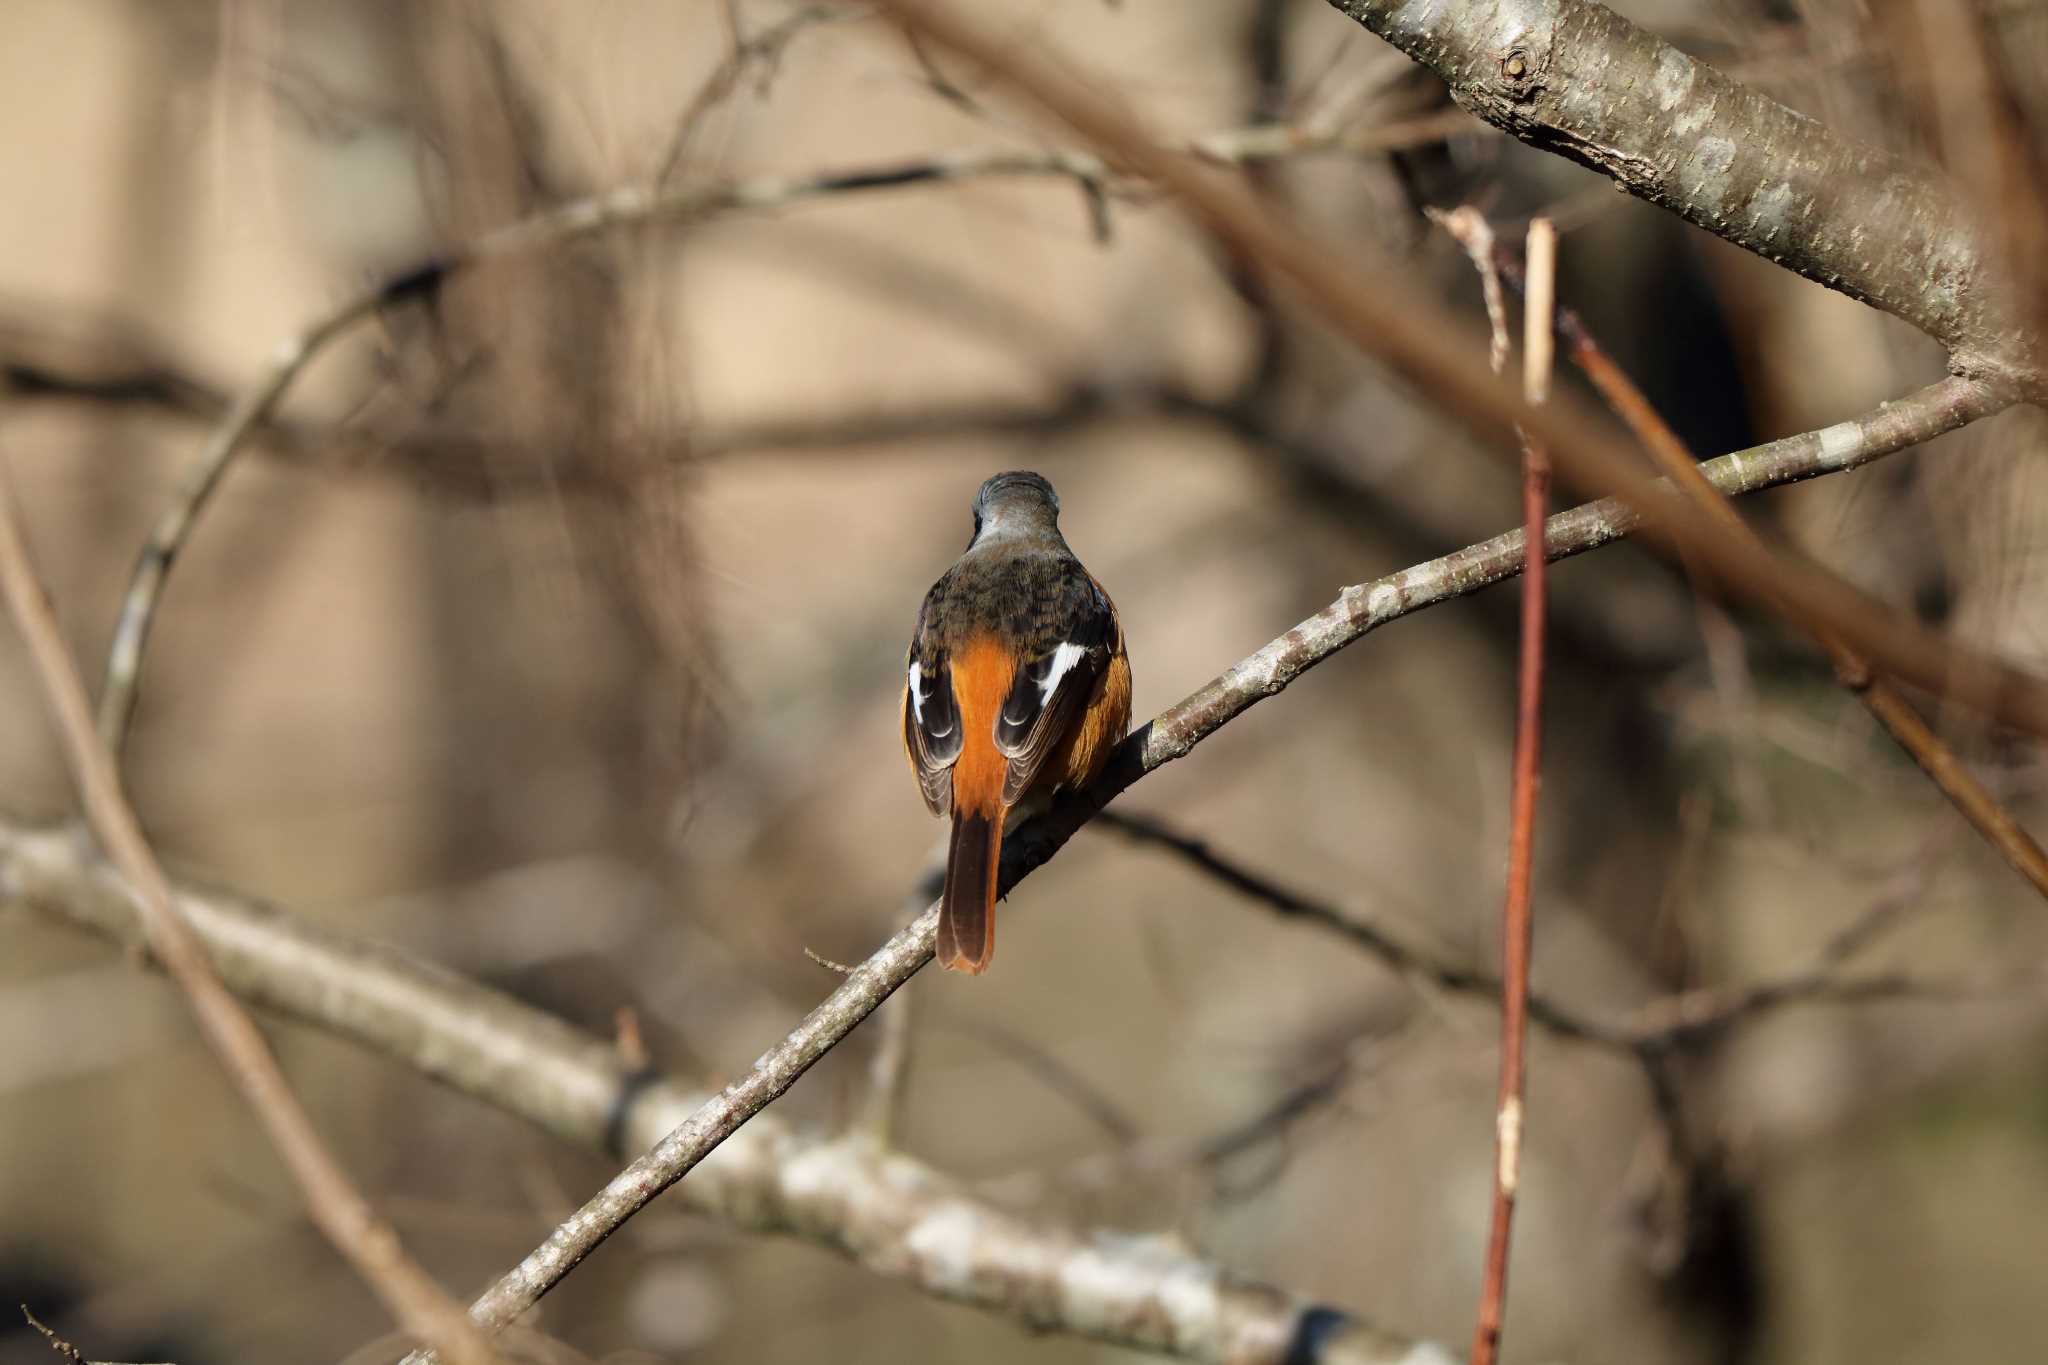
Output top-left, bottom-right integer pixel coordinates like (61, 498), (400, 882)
(937, 809), (1001, 973)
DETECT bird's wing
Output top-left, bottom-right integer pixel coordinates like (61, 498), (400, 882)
(903, 580), (963, 815)
(994, 562), (1119, 808)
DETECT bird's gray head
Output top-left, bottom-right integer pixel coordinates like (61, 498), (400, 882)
(969, 470), (1062, 547)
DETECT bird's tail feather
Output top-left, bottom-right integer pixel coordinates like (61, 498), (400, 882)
(937, 810), (1001, 973)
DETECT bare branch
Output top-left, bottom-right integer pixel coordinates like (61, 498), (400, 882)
(1098, 809), (2034, 1055)
(0, 468), (496, 1364)
(406, 913), (938, 1359)
(1322, 0), (2040, 391)
(857, 852), (944, 1143)
(1470, 214), (1556, 1365)
(19, 1305), (172, 1365)
(653, 4), (868, 188)
(0, 822), (1438, 1365)
(7, 803), (2007, 1359)
(1095, 810), (1623, 1049)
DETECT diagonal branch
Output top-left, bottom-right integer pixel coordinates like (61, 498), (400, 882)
(0, 467), (497, 1365)
(1322, 0), (2040, 391)
(1094, 809), (1629, 1050)
(19, 1305), (172, 1365)
(404, 375), (2003, 1358)
(1099, 810), (2039, 1055)
(0, 822), (1437, 1365)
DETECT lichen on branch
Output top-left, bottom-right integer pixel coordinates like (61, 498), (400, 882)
(1324, 0), (2039, 391)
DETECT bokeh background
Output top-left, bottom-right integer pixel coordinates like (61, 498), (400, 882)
(4, 1), (2048, 1362)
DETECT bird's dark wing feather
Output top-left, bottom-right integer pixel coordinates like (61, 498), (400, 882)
(994, 565), (1117, 807)
(903, 583), (962, 815)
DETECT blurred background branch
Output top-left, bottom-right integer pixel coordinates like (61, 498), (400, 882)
(0, 460), (496, 1363)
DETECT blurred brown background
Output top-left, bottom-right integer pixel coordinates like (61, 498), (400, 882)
(4, 0), (2048, 1362)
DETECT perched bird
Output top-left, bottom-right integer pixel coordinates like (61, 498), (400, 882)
(902, 472), (1131, 973)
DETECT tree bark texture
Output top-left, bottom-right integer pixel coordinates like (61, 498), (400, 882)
(0, 823), (1436, 1365)
(1324, 0), (2039, 391)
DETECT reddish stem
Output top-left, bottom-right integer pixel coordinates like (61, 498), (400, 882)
(1471, 218), (1555, 1365)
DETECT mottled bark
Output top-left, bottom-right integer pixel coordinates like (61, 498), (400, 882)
(0, 824), (1429, 1365)
(1325, 0), (2041, 392)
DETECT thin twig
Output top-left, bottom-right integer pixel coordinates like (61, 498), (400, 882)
(1470, 216), (1555, 1365)
(801, 946), (856, 973)
(1487, 234), (2048, 906)
(91, 113), (1476, 757)
(1101, 808), (2012, 1057)
(398, 907), (939, 1362)
(22, 1307), (88, 1365)
(857, 851), (945, 1143)
(1093, 809), (1627, 1049)
(19, 1306), (173, 1365)
(0, 463), (499, 1365)
(976, 1045), (1363, 1210)
(1428, 206), (1510, 376)
(952, 1015), (1143, 1143)
(859, 982), (915, 1143)
(1620, 959), (2048, 1046)
(653, 4), (866, 188)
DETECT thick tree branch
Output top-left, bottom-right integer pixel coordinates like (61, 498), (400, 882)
(0, 823), (1434, 1365)
(1322, 0), (2040, 390)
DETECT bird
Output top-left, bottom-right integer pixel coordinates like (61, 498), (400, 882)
(902, 471), (1131, 974)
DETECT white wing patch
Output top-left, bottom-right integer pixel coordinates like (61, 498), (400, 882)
(1036, 642), (1086, 706)
(908, 660), (926, 724)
